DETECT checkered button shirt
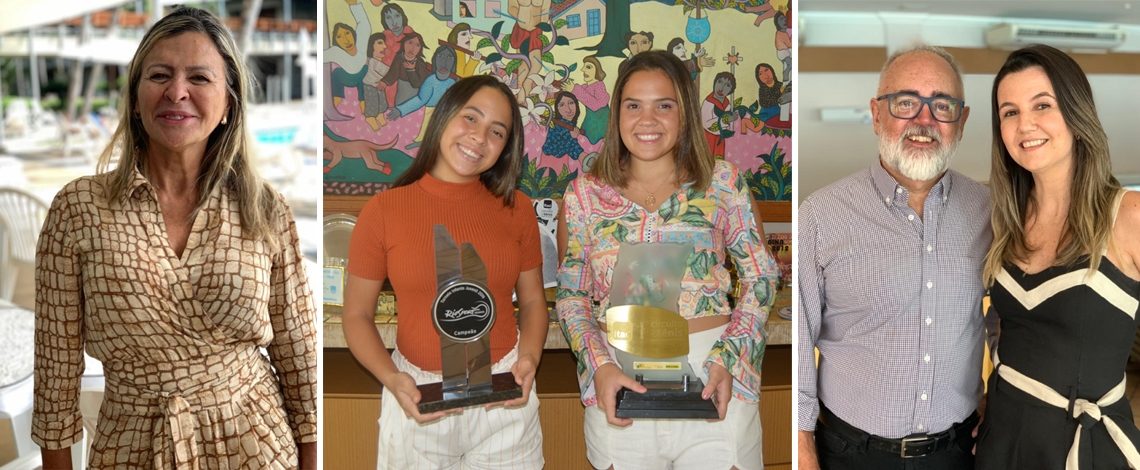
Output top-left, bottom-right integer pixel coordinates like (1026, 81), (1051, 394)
(797, 163), (992, 438)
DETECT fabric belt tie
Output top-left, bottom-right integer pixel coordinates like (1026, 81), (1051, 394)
(105, 347), (267, 470)
(153, 394), (201, 470)
(995, 352), (1140, 469)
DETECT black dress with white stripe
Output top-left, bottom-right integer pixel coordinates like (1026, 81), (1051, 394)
(976, 252), (1140, 469)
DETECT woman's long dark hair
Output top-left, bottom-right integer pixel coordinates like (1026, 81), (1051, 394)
(393, 76), (525, 206)
(983, 44), (1120, 285)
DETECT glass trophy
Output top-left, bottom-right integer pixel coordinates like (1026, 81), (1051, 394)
(607, 242), (720, 419)
(417, 225), (523, 413)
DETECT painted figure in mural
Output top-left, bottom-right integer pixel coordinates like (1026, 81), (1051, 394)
(362, 32), (391, 131)
(343, 75), (547, 469)
(380, 3), (413, 65)
(381, 32), (430, 110)
(509, 0), (552, 101)
(33, 7), (317, 468)
(557, 50), (777, 470)
(561, 55), (609, 145)
(324, 0), (371, 111)
(380, 3), (416, 105)
(754, 63), (782, 121)
(742, 63), (782, 134)
(542, 91), (584, 160)
(667, 37), (714, 87)
(974, 44), (1140, 470)
(774, 10), (792, 83)
(459, 1), (474, 18)
(618, 31), (655, 75)
(744, 0), (789, 27)
(798, 46), (987, 470)
(702, 71), (737, 158)
(390, 46), (459, 149)
(509, 0), (550, 54)
(447, 23), (483, 78)
(628, 31), (654, 55)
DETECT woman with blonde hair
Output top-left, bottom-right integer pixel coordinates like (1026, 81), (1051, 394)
(975, 44), (1140, 469)
(33, 7), (316, 469)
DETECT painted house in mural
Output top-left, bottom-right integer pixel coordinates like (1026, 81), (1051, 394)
(432, 0), (508, 30)
(552, 0), (606, 40)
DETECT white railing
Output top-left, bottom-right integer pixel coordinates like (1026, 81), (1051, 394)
(0, 29), (316, 58)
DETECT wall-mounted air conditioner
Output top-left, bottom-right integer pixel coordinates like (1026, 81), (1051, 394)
(986, 23), (1125, 52)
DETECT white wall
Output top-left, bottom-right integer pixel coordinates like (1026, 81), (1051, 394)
(798, 71), (1140, 199)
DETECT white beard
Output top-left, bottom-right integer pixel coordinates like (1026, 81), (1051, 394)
(879, 125), (958, 182)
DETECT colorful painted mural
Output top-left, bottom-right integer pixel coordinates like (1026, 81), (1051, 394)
(322, 0), (792, 201)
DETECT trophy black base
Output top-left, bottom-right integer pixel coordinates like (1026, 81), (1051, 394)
(416, 372), (523, 413)
(614, 383), (720, 419)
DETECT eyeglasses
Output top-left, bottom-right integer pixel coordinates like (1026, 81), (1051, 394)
(875, 92), (965, 123)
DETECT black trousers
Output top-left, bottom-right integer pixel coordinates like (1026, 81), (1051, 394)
(815, 409), (976, 470)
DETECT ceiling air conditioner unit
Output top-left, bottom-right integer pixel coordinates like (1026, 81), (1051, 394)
(985, 23), (1125, 52)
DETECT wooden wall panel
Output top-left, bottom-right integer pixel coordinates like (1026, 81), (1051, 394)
(761, 387), (793, 467)
(323, 395), (380, 470)
(537, 396), (590, 469)
(323, 348), (792, 469)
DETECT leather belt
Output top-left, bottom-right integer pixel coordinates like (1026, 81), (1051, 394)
(820, 405), (977, 459)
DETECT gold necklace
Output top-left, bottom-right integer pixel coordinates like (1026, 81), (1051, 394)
(629, 175), (675, 208)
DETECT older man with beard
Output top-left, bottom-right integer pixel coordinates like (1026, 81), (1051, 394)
(796, 45), (992, 470)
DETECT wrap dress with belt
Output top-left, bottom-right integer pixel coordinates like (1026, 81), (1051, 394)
(32, 172), (318, 469)
(976, 190), (1140, 470)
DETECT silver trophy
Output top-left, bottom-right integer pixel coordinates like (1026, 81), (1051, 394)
(416, 225), (522, 412)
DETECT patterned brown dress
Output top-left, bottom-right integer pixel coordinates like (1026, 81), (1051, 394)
(32, 171), (318, 469)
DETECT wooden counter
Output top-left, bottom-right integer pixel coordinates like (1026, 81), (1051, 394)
(323, 346), (792, 469)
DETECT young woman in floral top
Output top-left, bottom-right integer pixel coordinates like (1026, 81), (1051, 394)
(556, 50), (779, 469)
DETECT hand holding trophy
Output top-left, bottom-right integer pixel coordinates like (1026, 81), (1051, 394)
(606, 242), (720, 419)
(416, 225), (523, 412)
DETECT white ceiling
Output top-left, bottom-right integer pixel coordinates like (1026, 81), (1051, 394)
(800, 1), (1140, 25)
(796, 1), (1140, 200)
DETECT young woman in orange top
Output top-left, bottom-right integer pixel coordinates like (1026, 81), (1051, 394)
(343, 75), (548, 469)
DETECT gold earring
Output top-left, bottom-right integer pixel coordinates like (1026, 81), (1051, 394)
(222, 115), (228, 125)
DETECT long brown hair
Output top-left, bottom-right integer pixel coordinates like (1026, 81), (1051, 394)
(393, 75), (525, 206)
(983, 44), (1120, 285)
(97, 6), (276, 247)
(588, 50), (714, 191)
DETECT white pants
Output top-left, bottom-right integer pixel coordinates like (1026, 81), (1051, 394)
(377, 348), (544, 470)
(584, 325), (763, 470)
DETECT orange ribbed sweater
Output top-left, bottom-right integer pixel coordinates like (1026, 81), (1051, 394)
(348, 173), (542, 370)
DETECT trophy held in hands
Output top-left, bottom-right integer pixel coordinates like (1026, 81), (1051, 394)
(607, 242), (720, 419)
(417, 225), (523, 413)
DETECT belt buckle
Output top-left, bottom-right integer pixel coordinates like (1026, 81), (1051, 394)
(899, 435), (933, 459)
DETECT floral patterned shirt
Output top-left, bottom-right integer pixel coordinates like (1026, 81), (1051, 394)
(557, 160), (779, 405)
